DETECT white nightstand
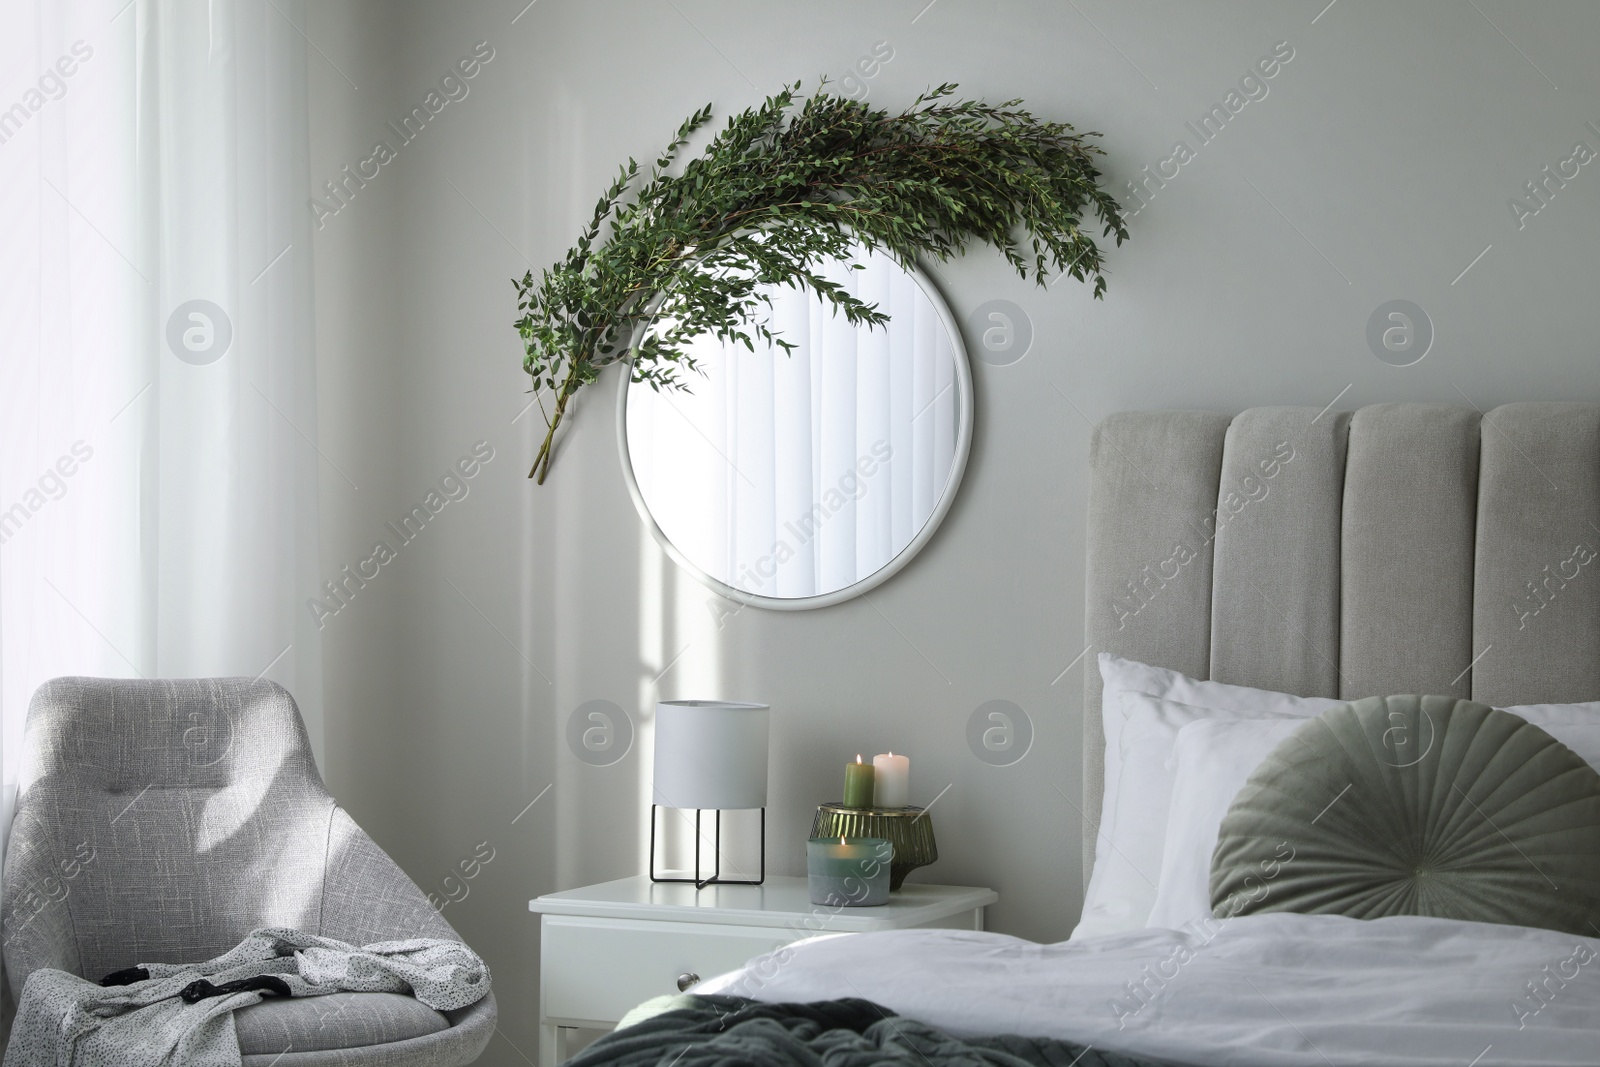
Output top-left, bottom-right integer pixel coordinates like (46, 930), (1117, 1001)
(528, 875), (998, 1065)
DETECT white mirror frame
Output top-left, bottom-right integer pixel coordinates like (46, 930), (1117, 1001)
(615, 260), (975, 611)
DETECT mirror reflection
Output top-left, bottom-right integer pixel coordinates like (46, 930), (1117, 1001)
(622, 247), (970, 606)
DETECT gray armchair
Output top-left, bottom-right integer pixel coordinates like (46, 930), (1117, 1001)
(1, 677), (495, 1066)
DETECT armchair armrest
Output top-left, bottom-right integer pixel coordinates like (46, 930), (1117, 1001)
(2, 810), (90, 1000)
(318, 808), (461, 946)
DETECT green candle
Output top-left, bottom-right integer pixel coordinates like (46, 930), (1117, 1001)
(842, 755), (875, 809)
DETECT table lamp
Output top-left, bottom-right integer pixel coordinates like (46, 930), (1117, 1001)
(650, 700), (770, 887)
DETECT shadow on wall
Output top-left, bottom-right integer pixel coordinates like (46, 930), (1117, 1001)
(553, 512), (767, 888)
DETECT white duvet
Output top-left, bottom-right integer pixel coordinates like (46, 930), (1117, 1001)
(697, 913), (1600, 1067)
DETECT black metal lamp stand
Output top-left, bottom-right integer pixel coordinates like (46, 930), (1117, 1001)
(648, 805), (766, 888)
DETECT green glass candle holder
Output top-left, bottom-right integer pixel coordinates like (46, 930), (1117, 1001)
(806, 837), (892, 906)
(810, 803), (937, 890)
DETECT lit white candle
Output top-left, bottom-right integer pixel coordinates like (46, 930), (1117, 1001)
(871, 752), (910, 808)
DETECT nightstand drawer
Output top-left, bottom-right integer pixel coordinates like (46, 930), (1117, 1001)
(541, 915), (793, 1024)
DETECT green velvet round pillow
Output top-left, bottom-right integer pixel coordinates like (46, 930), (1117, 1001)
(1211, 694), (1600, 935)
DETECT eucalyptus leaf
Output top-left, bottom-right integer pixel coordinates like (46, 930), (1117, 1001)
(512, 81), (1127, 484)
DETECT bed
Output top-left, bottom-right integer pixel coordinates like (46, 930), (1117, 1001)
(577, 403), (1600, 1067)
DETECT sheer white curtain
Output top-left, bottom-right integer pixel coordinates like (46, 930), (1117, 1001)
(629, 250), (959, 599)
(0, 0), (323, 855)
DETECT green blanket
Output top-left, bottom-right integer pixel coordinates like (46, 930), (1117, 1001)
(568, 994), (1169, 1067)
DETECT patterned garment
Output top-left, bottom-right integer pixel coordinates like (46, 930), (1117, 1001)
(4, 928), (491, 1067)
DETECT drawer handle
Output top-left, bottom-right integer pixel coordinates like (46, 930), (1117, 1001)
(676, 972), (700, 992)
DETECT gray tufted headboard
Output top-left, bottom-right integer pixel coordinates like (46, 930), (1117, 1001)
(1082, 402), (1600, 883)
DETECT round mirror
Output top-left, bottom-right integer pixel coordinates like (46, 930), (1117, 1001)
(618, 247), (973, 610)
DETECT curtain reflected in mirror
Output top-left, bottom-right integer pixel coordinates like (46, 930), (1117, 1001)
(623, 248), (969, 605)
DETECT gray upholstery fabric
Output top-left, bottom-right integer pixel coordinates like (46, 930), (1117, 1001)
(1209, 407), (1349, 698)
(1340, 404), (1481, 699)
(240, 1001), (493, 1067)
(1083, 410), (1231, 875)
(1, 677), (494, 1067)
(1084, 403), (1600, 892)
(1473, 403), (1600, 706)
(234, 992), (447, 1055)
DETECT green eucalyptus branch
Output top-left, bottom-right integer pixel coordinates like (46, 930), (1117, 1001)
(512, 82), (1127, 484)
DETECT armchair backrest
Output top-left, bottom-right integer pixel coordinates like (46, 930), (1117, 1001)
(2, 677), (451, 1000)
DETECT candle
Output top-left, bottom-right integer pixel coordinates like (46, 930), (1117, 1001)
(842, 755), (875, 809)
(806, 837), (893, 907)
(872, 752), (910, 808)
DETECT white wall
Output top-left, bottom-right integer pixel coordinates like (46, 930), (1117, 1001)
(307, 2), (1600, 1061)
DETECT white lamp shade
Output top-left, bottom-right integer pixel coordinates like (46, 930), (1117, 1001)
(652, 700), (770, 810)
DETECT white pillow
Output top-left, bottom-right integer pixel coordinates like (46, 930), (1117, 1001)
(1144, 706), (1600, 933)
(1074, 659), (1344, 941)
(1144, 718), (1302, 932)
(1094, 653), (1340, 810)
(1505, 700), (1600, 725)
(1091, 653), (1344, 864)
